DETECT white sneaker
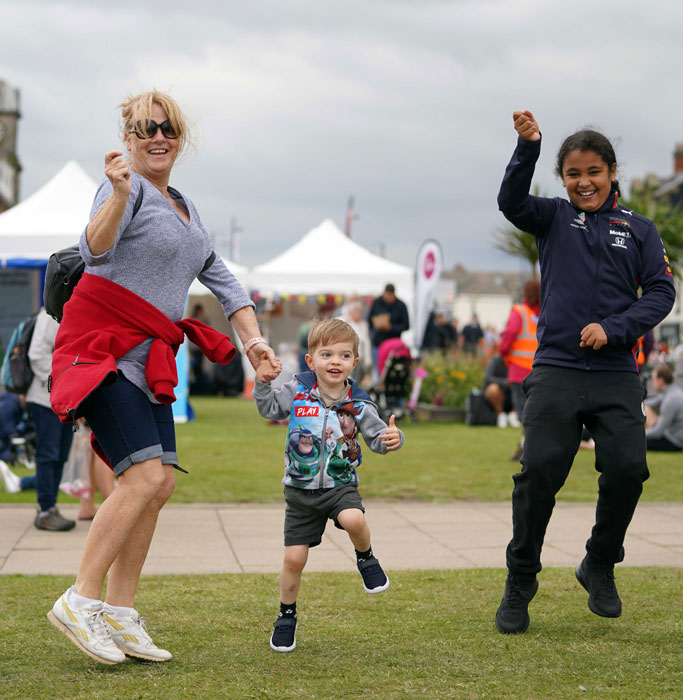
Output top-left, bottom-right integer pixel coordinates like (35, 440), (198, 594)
(0, 459), (21, 493)
(104, 609), (172, 661)
(496, 412), (508, 428)
(508, 411), (521, 428)
(47, 589), (126, 664)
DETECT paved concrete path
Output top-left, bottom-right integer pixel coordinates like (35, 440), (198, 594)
(1, 501), (682, 576)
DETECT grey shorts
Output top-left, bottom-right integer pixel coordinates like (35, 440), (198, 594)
(283, 483), (365, 548)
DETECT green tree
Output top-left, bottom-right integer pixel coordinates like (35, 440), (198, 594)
(622, 188), (683, 279)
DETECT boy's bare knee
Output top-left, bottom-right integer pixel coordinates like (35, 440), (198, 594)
(338, 508), (366, 533)
(283, 548), (308, 574)
(283, 557), (306, 574)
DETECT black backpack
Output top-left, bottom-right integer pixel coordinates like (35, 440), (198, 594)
(0, 313), (38, 394)
(44, 187), (144, 322)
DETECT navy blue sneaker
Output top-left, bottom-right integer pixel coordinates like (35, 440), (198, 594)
(575, 557), (622, 618)
(270, 615), (297, 652)
(357, 555), (390, 594)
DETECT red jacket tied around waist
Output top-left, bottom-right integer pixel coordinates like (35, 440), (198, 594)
(50, 273), (237, 422)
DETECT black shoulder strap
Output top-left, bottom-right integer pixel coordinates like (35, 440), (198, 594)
(132, 186), (143, 218)
(201, 251), (217, 273)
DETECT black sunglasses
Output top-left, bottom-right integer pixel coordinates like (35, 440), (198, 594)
(130, 119), (178, 140)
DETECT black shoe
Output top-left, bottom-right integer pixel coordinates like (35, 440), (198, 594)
(495, 572), (539, 634)
(575, 557), (622, 618)
(357, 555), (390, 594)
(270, 616), (297, 652)
(34, 507), (76, 532)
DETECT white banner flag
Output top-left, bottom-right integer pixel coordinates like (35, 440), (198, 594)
(413, 239), (443, 352)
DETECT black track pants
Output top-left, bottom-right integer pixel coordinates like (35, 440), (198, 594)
(505, 365), (649, 576)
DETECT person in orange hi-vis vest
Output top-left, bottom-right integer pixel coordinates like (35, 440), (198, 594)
(499, 280), (541, 457)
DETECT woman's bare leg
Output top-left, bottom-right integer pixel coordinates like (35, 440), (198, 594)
(74, 458), (168, 600)
(105, 465), (175, 607)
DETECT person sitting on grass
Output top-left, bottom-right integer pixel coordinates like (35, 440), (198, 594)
(482, 353), (515, 428)
(644, 364), (683, 452)
(253, 318), (404, 653)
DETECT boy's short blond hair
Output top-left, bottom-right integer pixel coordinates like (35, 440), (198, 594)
(307, 319), (359, 358)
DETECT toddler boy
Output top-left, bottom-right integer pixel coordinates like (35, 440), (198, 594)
(253, 319), (404, 652)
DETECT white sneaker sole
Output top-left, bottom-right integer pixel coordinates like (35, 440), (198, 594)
(115, 646), (172, 662)
(270, 636), (296, 652)
(47, 611), (125, 665)
(363, 575), (390, 594)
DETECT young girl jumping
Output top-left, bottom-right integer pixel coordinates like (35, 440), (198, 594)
(495, 110), (676, 634)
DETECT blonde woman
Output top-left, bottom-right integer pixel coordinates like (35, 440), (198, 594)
(47, 91), (279, 664)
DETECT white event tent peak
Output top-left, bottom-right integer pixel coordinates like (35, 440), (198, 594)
(250, 219), (413, 300)
(0, 160), (98, 265)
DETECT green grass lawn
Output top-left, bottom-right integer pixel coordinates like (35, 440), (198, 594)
(2, 398), (681, 699)
(1, 569), (680, 700)
(2, 396), (682, 504)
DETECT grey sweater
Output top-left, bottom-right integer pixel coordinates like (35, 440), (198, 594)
(80, 172), (252, 400)
(645, 384), (683, 448)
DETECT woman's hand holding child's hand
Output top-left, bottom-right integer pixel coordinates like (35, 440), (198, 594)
(255, 352), (282, 383)
(513, 110), (540, 142)
(379, 415), (401, 451)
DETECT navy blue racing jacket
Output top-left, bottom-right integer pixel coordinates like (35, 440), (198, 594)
(498, 136), (676, 373)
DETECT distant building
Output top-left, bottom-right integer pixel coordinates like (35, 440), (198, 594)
(654, 144), (683, 208)
(0, 80), (21, 213)
(631, 143), (683, 208)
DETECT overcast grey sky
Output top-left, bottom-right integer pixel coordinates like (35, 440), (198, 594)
(2, 0), (682, 271)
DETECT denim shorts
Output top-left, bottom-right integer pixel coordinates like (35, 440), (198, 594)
(80, 373), (177, 476)
(283, 483), (365, 548)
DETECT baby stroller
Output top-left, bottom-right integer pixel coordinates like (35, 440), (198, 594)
(369, 338), (413, 423)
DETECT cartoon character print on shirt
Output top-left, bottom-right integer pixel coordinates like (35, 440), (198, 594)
(285, 426), (322, 486)
(285, 385), (367, 488)
(326, 402), (364, 486)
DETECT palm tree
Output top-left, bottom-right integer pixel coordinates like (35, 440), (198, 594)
(492, 225), (538, 279)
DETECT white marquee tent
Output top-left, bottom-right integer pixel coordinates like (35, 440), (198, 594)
(250, 219), (413, 301)
(0, 161), (96, 265)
